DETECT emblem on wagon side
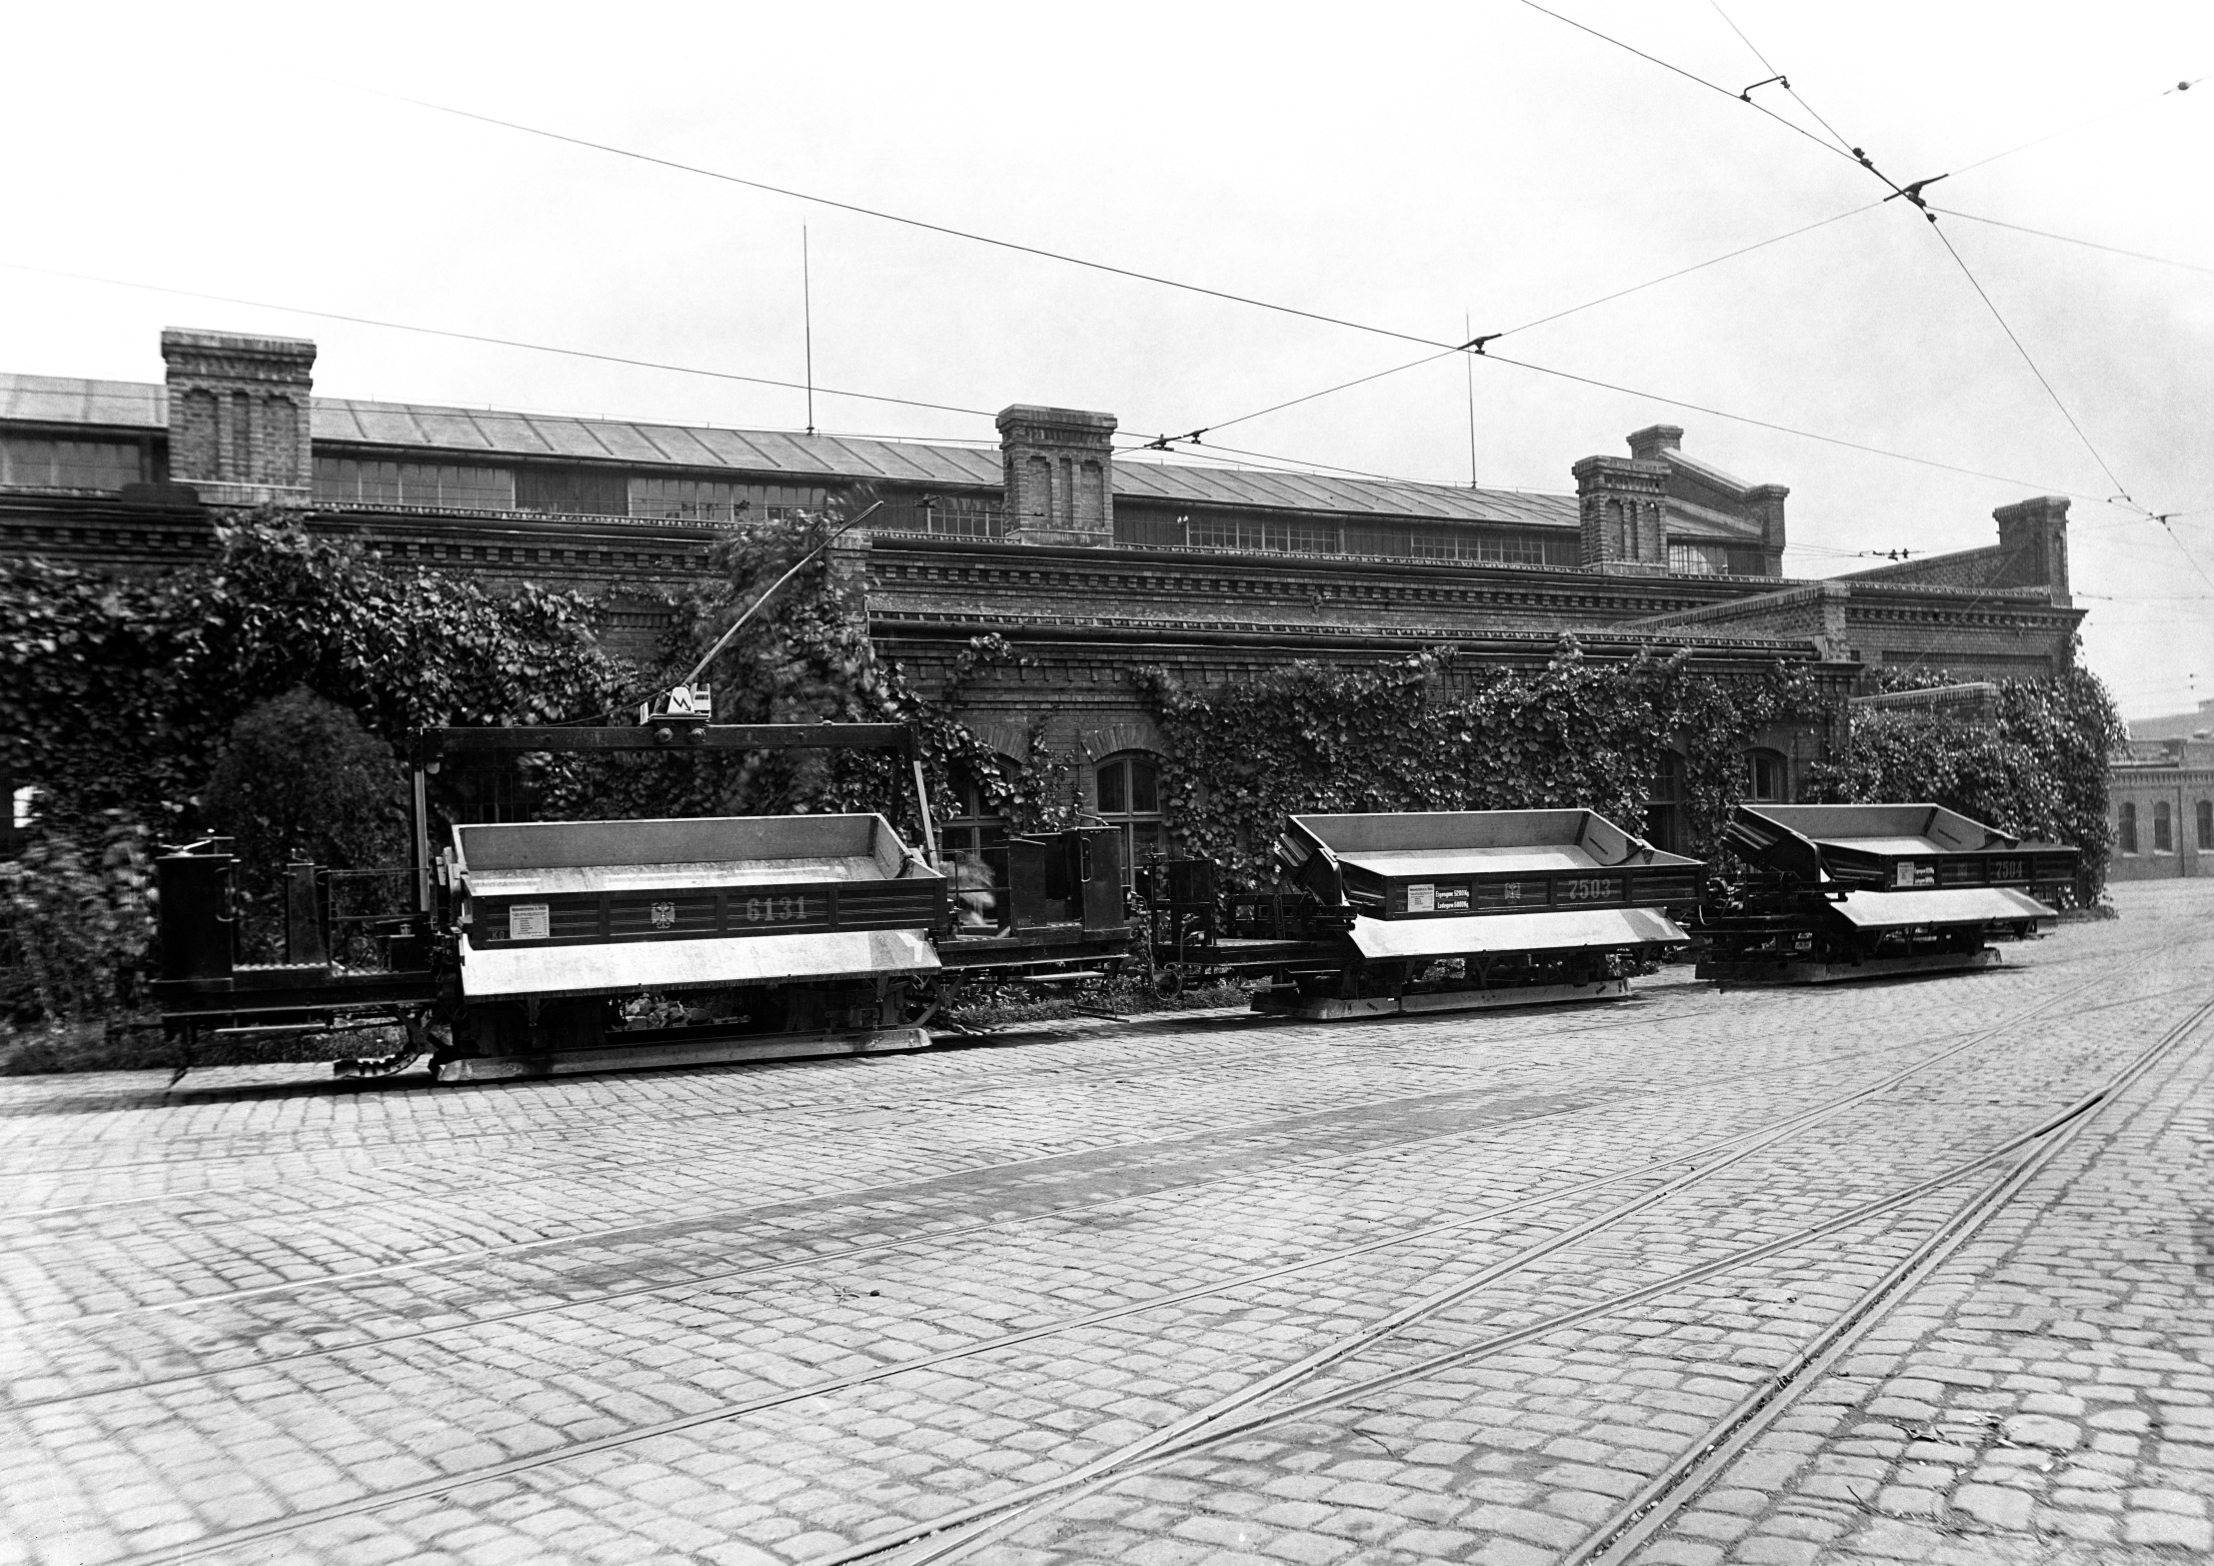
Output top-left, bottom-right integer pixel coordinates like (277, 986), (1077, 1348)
(650, 901), (677, 929)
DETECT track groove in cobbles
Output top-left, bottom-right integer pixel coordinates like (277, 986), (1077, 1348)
(0, 972), (2138, 1414)
(0, 990), (1933, 1330)
(3, 888), (2207, 1566)
(1637, 957), (2214, 1566)
(0, 1004), (1716, 1256)
(4, 965), (2125, 1320)
(1, 1018), (2045, 1414)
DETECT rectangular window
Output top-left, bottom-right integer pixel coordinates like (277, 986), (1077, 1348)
(628, 477), (829, 524)
(1113, 508), (1189, 548)
(515, 465), (629, 515)
(1468, 532), (1570, 567)
(1343, 522), (1570, 566)
(2154, 801), (2174, 853)
(1668, 540), (1772, 576)
(0, 436), (144, 491)
(869, 495), (1004, 538)
(1343, 521), (1412, 557)
(315, 458), (515, 511)
(1186, 515), (1338, 554)
(2198, 799), (2212, 850)
(1668, 541), (1729, 575)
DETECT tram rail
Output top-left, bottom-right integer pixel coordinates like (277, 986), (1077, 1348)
(89, 958), (2169, 1566)
(840, 994), (2214, 1566)
(8, 962), (2150, 1406)
(0, 1018), (2026, 1412)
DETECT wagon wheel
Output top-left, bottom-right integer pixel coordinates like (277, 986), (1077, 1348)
(1152, 966), (1185, 1001)
(896, 976), (945, 1029)
(335, 1010), (435, 1080)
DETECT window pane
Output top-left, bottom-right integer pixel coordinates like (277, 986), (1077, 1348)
(1097, 761), (1125, 815)
(2198, 800), (2211, 848)
(1130, 759), (1159, 814)
(1743, 751), (1787, 802)
(1, 436), (141, 491)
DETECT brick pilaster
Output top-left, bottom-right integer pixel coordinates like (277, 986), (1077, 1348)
(997, 405), (1117, 546)
(1572, 454), (1670, 574)
(160, 328), (316, 507)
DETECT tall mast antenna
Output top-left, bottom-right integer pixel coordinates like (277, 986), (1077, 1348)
(802, 225), (816, 436)
(1463, 311), (1479, 488)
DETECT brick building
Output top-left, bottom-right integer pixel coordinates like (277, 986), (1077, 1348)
(1, 328), (2088, 860)
(2107, 698), (2214, 881)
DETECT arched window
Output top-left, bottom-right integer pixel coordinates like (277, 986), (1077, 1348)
(2198, 798), (2212, 851)
(942, 771), (1010, 926)
(1742, 748), (1789, 803)
(1643, 751), (1685, 853)
(2153, 800), (2173, 853)
(1096, 752), (1169, 882)
(2119, 802), (2138, 854)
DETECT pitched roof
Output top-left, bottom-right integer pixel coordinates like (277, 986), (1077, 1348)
(0, 373), (167, 428)
(0, 372), (1577, 528)
(1114, 457), (1574, 527)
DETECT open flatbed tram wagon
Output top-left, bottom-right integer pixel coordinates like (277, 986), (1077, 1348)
(151, 720), (1130, 1082)
(1145, 809), (1703, 1019)
(1695, 802), (2078, 985)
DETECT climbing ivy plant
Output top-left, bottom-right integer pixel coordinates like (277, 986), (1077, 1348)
(1804, 664), (2123, 894)
(525, 505), (1081, 842)
(0, 513), (627, 842)
(1133, 641), (1829, 887)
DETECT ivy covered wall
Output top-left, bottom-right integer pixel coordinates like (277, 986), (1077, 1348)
(1807, 667), (2124, 896)
(0, 511), (2127, 957)
(1130, 644), (1829, 886)
(1, 513), (626, 843)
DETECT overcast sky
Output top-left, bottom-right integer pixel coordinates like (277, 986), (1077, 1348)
(7, 2), (2210, 720)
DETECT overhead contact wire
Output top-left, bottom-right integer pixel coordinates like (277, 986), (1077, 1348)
(1925, 221), (2136, 506)
(341, 77), (2126, 505)
(1929, 207), (2214, 278)
(1511, 0), (1864, 167)
(1184, 200), (1887, 444)
(334, 81), (1449, 353)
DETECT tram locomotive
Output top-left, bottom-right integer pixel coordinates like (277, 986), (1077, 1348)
(151, 717), (1129, 1082)
(1693, 802), (2078, 985)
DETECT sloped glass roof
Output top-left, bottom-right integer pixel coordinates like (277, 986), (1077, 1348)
(0, 372), (1577, 527)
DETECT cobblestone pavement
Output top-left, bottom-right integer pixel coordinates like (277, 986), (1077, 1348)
(2, 883), (2209, 1566)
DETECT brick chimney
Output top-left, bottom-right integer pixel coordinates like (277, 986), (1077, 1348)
(1746, 481), (1789, 571)
(161, 328), (316, 506)
(998, 405), (1116, 545)
(1992, 495), (2071, 607)
(1626, 424), (1682, 463)
(1572, 446), (1669, 574)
